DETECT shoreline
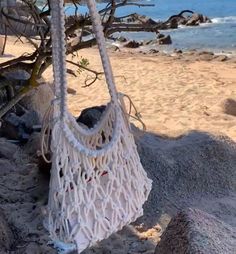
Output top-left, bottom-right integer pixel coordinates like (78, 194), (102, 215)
(107, 43), (236, 62)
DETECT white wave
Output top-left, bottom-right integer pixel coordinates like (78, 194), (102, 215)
(212, 16), (236, 24)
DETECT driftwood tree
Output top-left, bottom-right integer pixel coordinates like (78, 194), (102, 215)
(0, 0), (156, 117)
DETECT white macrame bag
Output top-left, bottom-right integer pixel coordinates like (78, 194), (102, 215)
(46, 0), (152, 253)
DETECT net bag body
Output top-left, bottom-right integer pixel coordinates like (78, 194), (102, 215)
(46, 0), (152, 253)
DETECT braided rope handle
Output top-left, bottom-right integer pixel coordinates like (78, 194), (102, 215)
(50, 0), (119, 121)
(87, 0), (118, 104)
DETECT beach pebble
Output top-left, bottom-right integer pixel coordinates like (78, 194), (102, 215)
(67, 87), (77, 95)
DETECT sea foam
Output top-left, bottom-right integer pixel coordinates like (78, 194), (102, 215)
(212, 16), (236, 24)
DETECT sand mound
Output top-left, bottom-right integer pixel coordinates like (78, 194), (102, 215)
(155, 208), (236, 254)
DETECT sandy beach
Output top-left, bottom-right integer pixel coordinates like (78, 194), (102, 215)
(0, 37), (236, 253)
(1, 37), (236, 140)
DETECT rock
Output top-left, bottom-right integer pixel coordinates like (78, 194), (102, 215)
(156, 33), (165, 39)
(130, 13), (157, 25)
(158, 35), (172, 45)
(155, 208), (236, 254)
(0, 111), (39, 142)
(0, 159), (16, 175)
(0, 209), (15, 250)
(3, 70), (30, 81)
(215, 55), (228, 62)
(110, 45), (120, 52)
(148, 49), (159, 54)
(67, 87), (77, 95)
(174, 49), (183, 54)
(185, 13), (211, 26)
(23, 132), (41, 156)
(199, 54), (214, 61)
(124, 40), (142, 48)
(0, 117), (19, 140)
(177, 17), (188, 26)
(0, 138), (18, 159)
(203, 15), (212, 23)
(222, 98), (236, 116)
(21, 82), (54, 122)
(186, 13), (203, 26)
(25, 242), (42, 254)
(165, 18), (178, 29)
(196, 51), (214, 61)
(117, 36), (127, 43)
(77, 105), (106, 128)
(184, 49), (197, 55)
(198, 51), (214, 56)
(143, 39), (157, 46)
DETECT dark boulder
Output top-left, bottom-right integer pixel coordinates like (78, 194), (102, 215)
(148, 49), (159, 54)
(158, 35), (172, 45)
(156, 33), (165, 39)
(76, 105), (106, 129)
(124, 40), (142, 48)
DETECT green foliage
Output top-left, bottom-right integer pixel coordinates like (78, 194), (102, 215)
(77, 57), (89, 74)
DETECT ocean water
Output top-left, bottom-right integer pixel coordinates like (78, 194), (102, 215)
(66, 0), (236, 53)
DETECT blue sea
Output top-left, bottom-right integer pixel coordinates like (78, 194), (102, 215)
(66, 0), (236, 54)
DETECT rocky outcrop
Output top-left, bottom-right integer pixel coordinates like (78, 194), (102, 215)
(164, 10), (212, 28)
(116, 11), (211, 32)
(125, 13), (158, 26)
(186, 13), (212, 26)
(155, 208), (236, 254)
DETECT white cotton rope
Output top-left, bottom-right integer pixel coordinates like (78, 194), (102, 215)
(45, 0), (152, 253)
